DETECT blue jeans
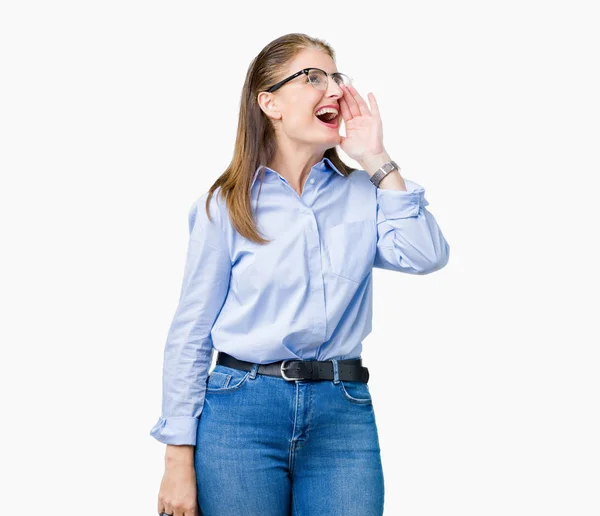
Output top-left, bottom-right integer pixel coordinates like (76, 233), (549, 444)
(194, 360), (385, 515)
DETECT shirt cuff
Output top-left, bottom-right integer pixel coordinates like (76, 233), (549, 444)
(376, 178), (430, 219)
(149, 416), (198, 446)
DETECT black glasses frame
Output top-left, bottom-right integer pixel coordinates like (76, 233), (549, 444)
(265, 67), (351, 93)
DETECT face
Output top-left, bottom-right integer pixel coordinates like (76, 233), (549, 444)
(257, 48), (345, 151)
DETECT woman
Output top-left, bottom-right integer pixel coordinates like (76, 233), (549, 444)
(150, 33), (449, 516)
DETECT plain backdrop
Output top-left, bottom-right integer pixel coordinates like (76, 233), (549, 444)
(1, 1), (599, 514)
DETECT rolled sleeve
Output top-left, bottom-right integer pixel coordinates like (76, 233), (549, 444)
(375, 179), (429, 219)
(374, 178), (449, 275)
(150, 416), (200, 446)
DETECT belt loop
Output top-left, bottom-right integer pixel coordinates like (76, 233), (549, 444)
(249, 363), (259, 379)
(332, 359), (340, 384)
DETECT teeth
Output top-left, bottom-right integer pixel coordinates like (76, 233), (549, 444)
(315, 107), (339, 116)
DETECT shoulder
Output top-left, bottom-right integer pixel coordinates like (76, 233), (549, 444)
(347, 169), (376, 199)
(348, 168), (370, 182)
(348, 169), (372, 186)
(188, 186), (229, 233)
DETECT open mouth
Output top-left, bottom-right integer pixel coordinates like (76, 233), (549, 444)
(315, 111), (339, 128)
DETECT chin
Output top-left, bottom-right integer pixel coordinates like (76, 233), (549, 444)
(315, 133), (340, 142)
(313, 137), (341, 152)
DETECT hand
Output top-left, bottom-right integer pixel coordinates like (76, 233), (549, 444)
(338, 84), (386, 163)
(158, 461), (199, 516)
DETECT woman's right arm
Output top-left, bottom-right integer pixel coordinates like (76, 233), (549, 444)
(150, 192), (231, 514)
(150, 191), (231, 446)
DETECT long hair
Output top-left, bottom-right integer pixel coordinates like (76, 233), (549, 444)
(204, 32), (357, 244)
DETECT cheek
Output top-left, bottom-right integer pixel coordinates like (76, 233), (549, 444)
(286, 93), (322, 125)
(285, 111), (318, 132)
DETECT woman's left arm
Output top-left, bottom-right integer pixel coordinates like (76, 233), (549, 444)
(338, 84), (450, 275)
(363, 152), (450, 274)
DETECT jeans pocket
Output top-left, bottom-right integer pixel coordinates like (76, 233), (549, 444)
(206, 365), (251, 393)
(339, 380), (372, 404)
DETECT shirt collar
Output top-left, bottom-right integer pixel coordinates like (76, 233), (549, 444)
(251, 156), (345, 188)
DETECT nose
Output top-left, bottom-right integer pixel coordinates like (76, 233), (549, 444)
(326, 79), (343, 98)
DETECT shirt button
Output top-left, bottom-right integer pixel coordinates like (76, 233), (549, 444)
(309, 178), (315, 184)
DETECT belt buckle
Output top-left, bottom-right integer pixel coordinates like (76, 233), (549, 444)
(280, 359), (297, 381)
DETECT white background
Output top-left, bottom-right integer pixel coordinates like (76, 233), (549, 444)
(1, 0), (599, 514)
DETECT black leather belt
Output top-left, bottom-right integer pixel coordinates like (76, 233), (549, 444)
(216, 352), (370, 383)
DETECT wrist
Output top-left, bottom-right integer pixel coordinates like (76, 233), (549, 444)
(359, 151), (392, 177)
(165, 444), (195, 465)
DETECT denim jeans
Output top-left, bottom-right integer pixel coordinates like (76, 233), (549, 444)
(194, 359), (385, 515)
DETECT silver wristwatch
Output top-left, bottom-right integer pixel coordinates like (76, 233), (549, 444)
(369, 160), (400, 188)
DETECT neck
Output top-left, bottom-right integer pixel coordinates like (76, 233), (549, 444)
(268, 140), (327, 195)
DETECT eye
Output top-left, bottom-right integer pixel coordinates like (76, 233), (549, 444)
(307, 72), (324, 84)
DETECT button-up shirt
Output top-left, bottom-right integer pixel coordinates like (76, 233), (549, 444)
(150, 156), (450, 445)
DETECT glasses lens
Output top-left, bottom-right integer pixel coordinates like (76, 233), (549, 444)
(307, 69), (327, 90)
(307, 70), (352, 90)
(332, 73), (351, 87)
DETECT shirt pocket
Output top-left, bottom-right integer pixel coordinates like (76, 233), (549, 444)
(325, 219), (376, 284)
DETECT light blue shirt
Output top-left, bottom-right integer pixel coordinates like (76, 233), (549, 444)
(150, 156), (450, 445)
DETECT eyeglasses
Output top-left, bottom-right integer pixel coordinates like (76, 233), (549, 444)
(265, 67), (352, 93)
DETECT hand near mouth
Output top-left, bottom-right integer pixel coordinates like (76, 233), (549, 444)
(338, 84), (386, 163)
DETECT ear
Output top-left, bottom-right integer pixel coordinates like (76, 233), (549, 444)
(257, 91), (281, 120)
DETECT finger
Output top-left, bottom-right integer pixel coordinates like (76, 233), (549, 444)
(342, 83), (361, 118)
(338, 95), (352, 122)
(341, 84), (361, 118)
(368, 92), (381, 122)
(348, 84), (371, 117)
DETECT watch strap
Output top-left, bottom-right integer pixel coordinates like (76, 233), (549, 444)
(369, 160), (399, 188)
